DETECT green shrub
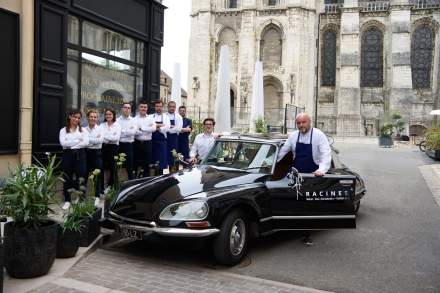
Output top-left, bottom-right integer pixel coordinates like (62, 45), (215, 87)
(254, 118), (268, 134)
(425, 127), (440, 150)
(380, 123), (394, 138)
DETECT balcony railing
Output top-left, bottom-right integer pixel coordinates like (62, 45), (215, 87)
(410, 0), (440, 9)
(359, 0), (390, 12)
(325, 3), (343, 13)
(259, 0), (286, 9)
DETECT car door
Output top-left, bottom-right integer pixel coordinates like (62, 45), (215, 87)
(264, 172), (356, 230)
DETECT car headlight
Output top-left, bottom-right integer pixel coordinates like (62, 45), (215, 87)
(159, 201), (209, 221)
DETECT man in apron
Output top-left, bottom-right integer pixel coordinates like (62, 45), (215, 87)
(178, 105), (192, 162)
(277, 113), (331, 176)
(152, 100), (170, 175)
(166, 101), (183, 172)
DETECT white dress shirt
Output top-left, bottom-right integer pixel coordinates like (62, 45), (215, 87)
(117, 115), (137, 143)
(190, 132), (216, 160)
(59, 126), (89, 150)
(166, 112), (183, 134)
(277, 127), (332, 174)
(100, 122), (122, 145)
(134, 114), (156, 141)
(152, 113), (171, 138)
(85, 124), (104, 149)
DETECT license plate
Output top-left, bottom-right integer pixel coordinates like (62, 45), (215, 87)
(119, 227), (142, 240)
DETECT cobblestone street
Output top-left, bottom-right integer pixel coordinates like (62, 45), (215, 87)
(29, 249), (328, 293)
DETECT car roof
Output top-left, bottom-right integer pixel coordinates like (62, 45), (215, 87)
(217, 133), (289, 145)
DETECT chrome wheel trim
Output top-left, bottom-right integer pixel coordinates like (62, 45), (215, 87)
(229, 218), (246, 256)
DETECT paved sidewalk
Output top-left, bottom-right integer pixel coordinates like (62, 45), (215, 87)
(419, 164), (440, 207)
(28, 249), (332, 293)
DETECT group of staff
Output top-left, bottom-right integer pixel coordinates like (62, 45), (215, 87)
(59, 99), (215, 210)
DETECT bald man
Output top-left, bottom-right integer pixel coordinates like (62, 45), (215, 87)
(277, 113), (331, 176)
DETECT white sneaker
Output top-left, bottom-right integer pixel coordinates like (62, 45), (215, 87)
(94, 197), (100, 207)
(62, 202), (71, 210)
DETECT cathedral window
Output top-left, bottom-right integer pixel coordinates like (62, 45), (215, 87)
(411, 24), (433, 89)
(228, 0), (237, 9)
(361, 27), (383, 87)
(261, 25), (282, 70)
(268, 0), (278, 6)
(321, 30), (337, 86)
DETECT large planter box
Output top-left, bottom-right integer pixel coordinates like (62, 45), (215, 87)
(425, 149), (440, 160)
(379, 136), (393, 147)
(4, 221), (58, 278)
(57, 228), (80, 258)
(1, 238), (3, 293)
(79, 208), (102, 247)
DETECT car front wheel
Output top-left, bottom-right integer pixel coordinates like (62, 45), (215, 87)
(213, 210), (248, 266)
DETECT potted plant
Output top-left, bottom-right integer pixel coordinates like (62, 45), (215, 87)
(425, 126), (440, 160)
(0, 154), (61, 278)
(391, 112), (405, 141)
(379, 123), (394, 147)
(57, 202), (85, 258)
(103, 153), (125, 215)
(76, 197), (102, 248)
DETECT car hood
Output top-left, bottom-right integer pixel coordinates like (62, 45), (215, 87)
(111, 165), (267, 221)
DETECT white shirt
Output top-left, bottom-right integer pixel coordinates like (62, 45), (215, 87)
(277, 127), (332, 174)
(153, 113), (171, 138)
(117, 115), (137, 143)
(134, 114), (156, 141)
(59, 126), (89, 150)
(166, 112), (183, 134)
(190, 132), (216, 160)
(100, 122), (122, 145)
(85, 124), (104, 149)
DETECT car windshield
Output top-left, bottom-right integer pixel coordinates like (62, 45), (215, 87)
(201, 140), (277, 174)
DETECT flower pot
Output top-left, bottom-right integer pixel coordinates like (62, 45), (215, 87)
(425, 149), (440, 160)
(57, 228), (80, 258)
(79, 208), (102, 247)
(379, 136), (393, 147)
(4, 221), (58, 278)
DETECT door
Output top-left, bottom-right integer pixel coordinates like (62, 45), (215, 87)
(264, 173), (356, 230)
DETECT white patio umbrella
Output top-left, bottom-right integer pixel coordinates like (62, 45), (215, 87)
(171, 63), (182, 108)
(249, 61), (265, 133)
(214, 45), (231, 134)
(429, 109), (440, 115)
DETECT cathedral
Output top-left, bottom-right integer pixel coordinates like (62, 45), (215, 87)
(187, 0), (440, 136)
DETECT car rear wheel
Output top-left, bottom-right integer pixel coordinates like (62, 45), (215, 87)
(213, 210), (248, 266)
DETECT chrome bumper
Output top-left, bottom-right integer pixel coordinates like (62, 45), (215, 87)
(108, 214), (219, 238)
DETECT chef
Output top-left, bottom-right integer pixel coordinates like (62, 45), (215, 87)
(277, 113), (331, 176)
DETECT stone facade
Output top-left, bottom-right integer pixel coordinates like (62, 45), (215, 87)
(188, 0), (440, 136)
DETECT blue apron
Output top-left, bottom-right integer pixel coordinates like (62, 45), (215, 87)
(178, 118), (191, 160)
(292, 128), (319, 173)
(152, 114), (168, 170)
(167, 114), (178, 167)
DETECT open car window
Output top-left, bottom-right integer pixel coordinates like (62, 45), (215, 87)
(201, 141), (277, 174)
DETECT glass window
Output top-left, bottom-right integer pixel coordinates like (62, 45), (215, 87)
(67, 49), (79, 109)
(82, 21), (136, 62)
(229, 0), (237, 8)
(361, 27), (383, 87)
(81, 52), (135, 116)
(322, 30), (337, 86)
(202, 141), (277, 174)
(68, 16), (79, 44)
(411, 25), (433, 89)
(136, 69), (144, 102)
(136, 42), (144, 64)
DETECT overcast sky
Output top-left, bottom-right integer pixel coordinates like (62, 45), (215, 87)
(161, 0), (191, 91)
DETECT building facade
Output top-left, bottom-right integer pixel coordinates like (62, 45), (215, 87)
(160, 70), (188, 105)
(0, 0), (165, 177)
(187, 0), (440, 136)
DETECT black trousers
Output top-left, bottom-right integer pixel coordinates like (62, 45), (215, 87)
(62, 149), (87, 202)
(102, 143), (119, 187)
(86, 148), (103, 197)
(134, 139), (152, 178)
(119, 142), (135, 180)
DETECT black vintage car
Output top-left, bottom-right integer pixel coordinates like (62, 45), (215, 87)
(105, 135), (366, 265)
